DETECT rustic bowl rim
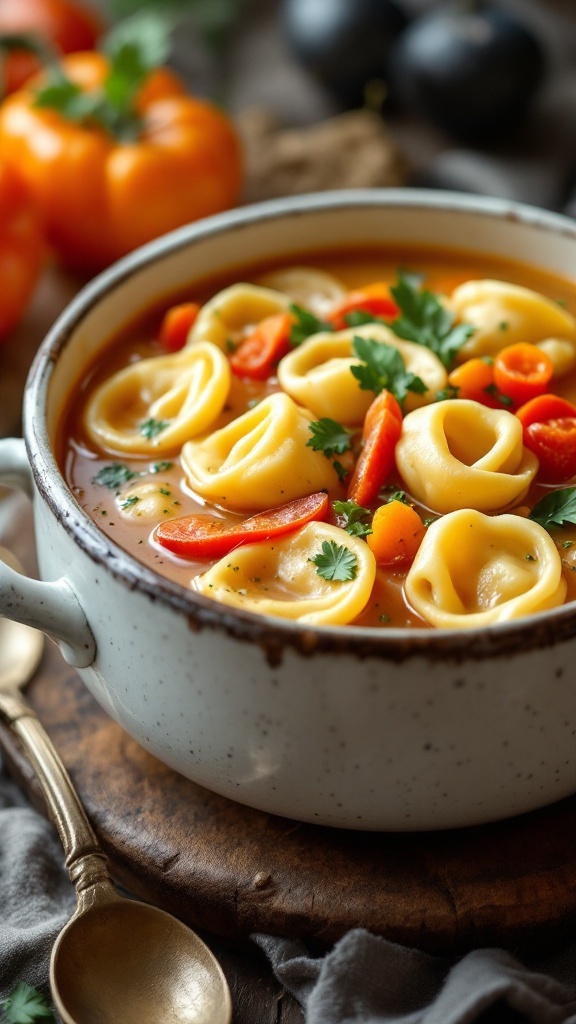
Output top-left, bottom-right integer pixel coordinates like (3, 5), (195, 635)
(24, 187), (576, 663)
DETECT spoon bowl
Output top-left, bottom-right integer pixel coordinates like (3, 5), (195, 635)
(0, 547), (232, 1024)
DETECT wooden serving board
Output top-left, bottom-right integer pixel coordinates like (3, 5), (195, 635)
(2, 633), (576, 958)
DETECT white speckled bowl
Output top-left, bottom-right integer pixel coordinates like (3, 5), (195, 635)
(1, 189), (576, 831)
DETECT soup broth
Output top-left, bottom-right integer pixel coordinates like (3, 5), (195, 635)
(57, 246), (576, 630)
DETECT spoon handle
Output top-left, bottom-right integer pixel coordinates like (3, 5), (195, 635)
(0, 692), (112, 893)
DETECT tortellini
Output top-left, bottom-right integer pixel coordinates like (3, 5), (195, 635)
(118, 480), (181, 521)
(255, 266), (347, 317)
(194, 522), (376, 625)
(451, 279), (576, 373)
(395, 400), (538, 514)
(188, 283), (290, 351)
(181, 392), (341, 511)
(84, 342), (230, 456)
(405, 510), (567, 628)
(277, 323), (447, 425)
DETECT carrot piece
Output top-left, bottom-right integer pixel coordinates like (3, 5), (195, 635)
(230, 312), (293, 380)
(159, 302), (201, 352)
(515, 393), (576, 483)
(347, 391), (403, 507)
(154, 491), (330, 559)
(367, 499), (426, 565)
(326, 281), (398, 330)
(493, 343), (554, 406)
(447, 357), (498, 405)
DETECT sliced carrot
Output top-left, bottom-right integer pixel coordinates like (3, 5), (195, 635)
(159, 302), (201, 352)
(367, 499), (426, 565)
(326, 281), (398, 331)
(493, 343), (554, 406)
(230, 312), (293, 380)
(347, 390), (403, 507)
(154, 491), (330, 559)
(447, 358), (497, 406)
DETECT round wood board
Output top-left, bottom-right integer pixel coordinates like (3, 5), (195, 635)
(2, 635), (576, 958)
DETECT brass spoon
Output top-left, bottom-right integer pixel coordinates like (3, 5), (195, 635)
(0, 546), (232, 1024)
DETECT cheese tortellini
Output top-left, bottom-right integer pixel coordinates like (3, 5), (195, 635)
(395, 400), (538, 514)
(405, 510), (567, 628)
(451, 279), (576, 374)
(181, 392), (341, 511)
(84, 342), (231, 455)
(278, 323), (447, 425)
(188, 283), (290, 351)
(194, 522), (376, 625)
(255, 266), (347, 317)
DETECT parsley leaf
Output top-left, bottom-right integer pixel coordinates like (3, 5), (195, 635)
(484, 384), (514, 407)
(92, 463), (137, 490)
(333, 500), (372, 537)
(529, 488), (576, 529)
(150, 461), (173, 473)
(350, 335), (427, 405)
(289, 304), (333, 346)
(343, 309), (386, 328)
(307, 418), (353, 458)
(389, 271), (474, 370)
(311, 541), (358, 582)
(4, 982), (54, 1023)
(140, 418), (169, 440)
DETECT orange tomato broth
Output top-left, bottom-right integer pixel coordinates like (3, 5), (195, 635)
(56, 245), (576, 629)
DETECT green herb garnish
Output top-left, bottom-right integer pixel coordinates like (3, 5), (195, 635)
(289, 304), (332, 346)
(310, 541), (358, 582)
(3, 982), (54, 1023)
(120, 495), (139, 509)
(140, 417), (169, 440)
(343, 309), (386, 328)
(387, 490), (410, 505)
(436, 384), (460, 402)
(92, 463), (137, 489)
(529, 488), (576, 529)
(150, 461), (173, 473)
(333, 500), (372, 537)
(307, 418), (353, 458)
(351, 335), (427, 405)
(389, 271), (474, 370)
(484, 384), (514, 407)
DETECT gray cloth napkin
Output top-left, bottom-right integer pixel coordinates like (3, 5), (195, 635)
(255, 932), (576, 1024)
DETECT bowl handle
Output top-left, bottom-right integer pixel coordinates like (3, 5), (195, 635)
(0, 438), (96, 669)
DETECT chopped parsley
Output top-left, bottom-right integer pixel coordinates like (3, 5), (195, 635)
(386, 490), (410, 505)
(150, 461), (173, 473)
(436, 384), (460, 402)
(289, 304), (332, 346)
(120, 495), (139, 509)
(333, 499), (372, 537)
(484, 383), (514, 407)
(3, 981), (54, 1023)
(307, 418), (353, 458)
(343, 309), (386, 328)
(529, 487), (576, 529)
(92, 463), (137, 489)
(310, 541), (358, 582)
(389, 271), (475, 370)
(350, 335), (427, 405)
(140, 417), (169, 439)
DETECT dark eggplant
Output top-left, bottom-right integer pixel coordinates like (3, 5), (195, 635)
(281, 0), (409, 107)
(389, 2), (546, 144)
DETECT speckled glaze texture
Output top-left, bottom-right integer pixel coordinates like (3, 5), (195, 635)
(2, 190), (576, 831)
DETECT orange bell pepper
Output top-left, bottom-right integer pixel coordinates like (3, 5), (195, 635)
(159, 302), (201, 353)
(326, 281), (398, 330)
(0, 161), (44, 340)
(230, 312), (293, 380)
(367, 498), (426, 565)
(0, 49), (243, 270)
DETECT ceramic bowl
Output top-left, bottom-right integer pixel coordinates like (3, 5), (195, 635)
(1, 189), (576, 831)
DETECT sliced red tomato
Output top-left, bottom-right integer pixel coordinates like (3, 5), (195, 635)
(493, 343), (554, 407)
(347, 390), (403, 506)
(516, 393), (576, 483)
(154, 491), (330, 558)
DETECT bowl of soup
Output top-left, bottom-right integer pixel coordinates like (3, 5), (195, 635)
(1, 188), (576, 831)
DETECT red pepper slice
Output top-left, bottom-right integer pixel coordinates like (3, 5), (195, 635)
(347, 390), (403, 506)
(493, 343), (554, 407)
(326, 282), (399, 331)
(230, 312), (293, 380)
(516, 393), (576, 483)
(154, 491), (330, 558)
(159, 302), (201, 352)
